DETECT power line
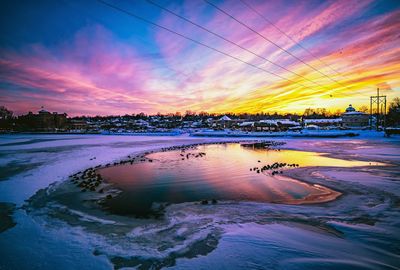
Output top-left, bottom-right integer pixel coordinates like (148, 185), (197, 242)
(238, 0), (348, 80)
(145, 0), (330, 91)
(203, 0), (349, 90)
(96, 0), (314, 90)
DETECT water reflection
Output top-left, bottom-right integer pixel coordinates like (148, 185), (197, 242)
(98, 144), (379, 217)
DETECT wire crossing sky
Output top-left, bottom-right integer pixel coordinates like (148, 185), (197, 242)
(0, 0), (399, 116)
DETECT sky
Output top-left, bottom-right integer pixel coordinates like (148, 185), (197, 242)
(0, 0), (399, 116)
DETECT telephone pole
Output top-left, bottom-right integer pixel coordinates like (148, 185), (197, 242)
(370, 88), (387, 130)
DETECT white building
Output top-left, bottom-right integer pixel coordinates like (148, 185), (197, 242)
(342, 105), (369, 128)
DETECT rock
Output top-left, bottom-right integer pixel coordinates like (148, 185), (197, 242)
(0, 203), (16, 233)
(201, 200), (209, 205)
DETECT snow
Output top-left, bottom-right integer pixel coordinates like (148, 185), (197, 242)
(218, 115), (232, 121)
(192, 130), (360, 137)
(343, 111), (367, 115)
(0, 133), (399, 270)
(238, 121), (254, 127)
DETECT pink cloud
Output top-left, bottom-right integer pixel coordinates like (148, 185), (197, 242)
(0, 25), (172, 115)
(1, 1), (399, 116)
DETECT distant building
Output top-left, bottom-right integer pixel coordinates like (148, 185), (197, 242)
(18, 107), (67, 131)
(69, 119), (88, 130)
(342, 104), (369, 128)
(238, 119), (299, 132)
(304, 118), (342, 128)
(216, 115), (234, 129)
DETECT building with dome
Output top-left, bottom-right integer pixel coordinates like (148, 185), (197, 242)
(18, 107), (67, 131)
(345, 104), (356, 113)
(342, 104), (369, 128)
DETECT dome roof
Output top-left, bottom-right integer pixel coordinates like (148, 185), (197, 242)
(345, 104), (356, 112)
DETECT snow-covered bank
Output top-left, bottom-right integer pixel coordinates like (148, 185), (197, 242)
(192, 130), (361, 138)
(0, 134), (399, 270)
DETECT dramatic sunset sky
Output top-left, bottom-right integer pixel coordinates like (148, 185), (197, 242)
(0, 0), (399, 116)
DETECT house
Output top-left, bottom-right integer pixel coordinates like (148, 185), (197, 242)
(216, 115), (234, 129)
(304, 118), (342, 128)
(256, 120), (279, 131)
(275, 119), (301, 131)
(69, 119), (88, 131)
(238, 121), (255, 131)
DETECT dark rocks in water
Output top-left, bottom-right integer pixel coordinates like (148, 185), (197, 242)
(201, 200), (208, 205)
(98, 189), (104, 193)
(106, 195), (113, 200)
(258, 160), (261, 163)
(0, 202), (16, 233)
(256, 170), (260, 173)
(211, 199), (218, 204)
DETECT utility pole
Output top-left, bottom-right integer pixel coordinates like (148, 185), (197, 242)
(370, 95), (373, 130)
(370, 88), (387, 130)
(377, 88), (380, 131)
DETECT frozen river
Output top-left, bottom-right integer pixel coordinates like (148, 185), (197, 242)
(0, 133), (399, 269)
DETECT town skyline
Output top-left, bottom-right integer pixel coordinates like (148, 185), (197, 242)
(0, 102), (374, 117)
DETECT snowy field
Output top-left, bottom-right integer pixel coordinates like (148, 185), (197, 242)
(0, 133), (399, 270)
